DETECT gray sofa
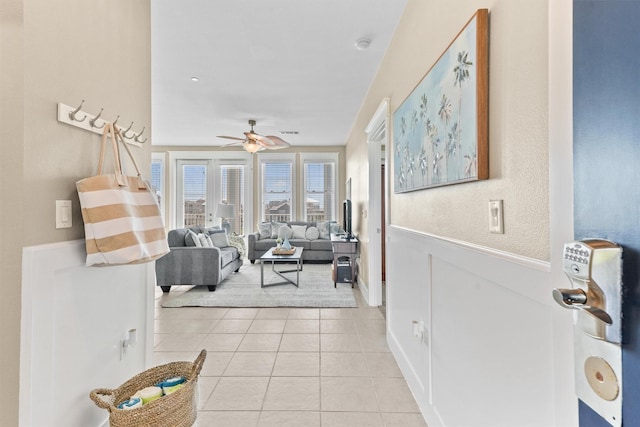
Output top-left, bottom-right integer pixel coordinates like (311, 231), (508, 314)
(155, 227), (243, 293)
(248, 220), (340, 263)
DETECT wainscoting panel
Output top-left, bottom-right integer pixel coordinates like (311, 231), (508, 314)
(20, 240), (155, 427)
(387, 226), (559, 427)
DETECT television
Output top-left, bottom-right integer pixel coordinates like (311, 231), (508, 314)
(342, 199), (353, 239)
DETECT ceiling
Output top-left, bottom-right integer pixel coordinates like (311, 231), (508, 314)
(151, 0), (408, 148)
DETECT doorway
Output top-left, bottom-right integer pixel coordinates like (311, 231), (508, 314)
(365, 99), (390, 307)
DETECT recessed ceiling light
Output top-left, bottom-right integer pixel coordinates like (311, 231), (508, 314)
(280, 131), (299, 135)
(355, 38), (371, 50)
(191, 76), (199, 82)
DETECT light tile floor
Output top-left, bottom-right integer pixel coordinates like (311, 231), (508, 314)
(154, 281), (427, 427)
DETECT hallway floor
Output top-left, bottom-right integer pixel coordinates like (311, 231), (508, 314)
(154, 284), (426, 427)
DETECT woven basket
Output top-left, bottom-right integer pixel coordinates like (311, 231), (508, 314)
(272, 246), (296, 255)
(90, 350), (206, 427)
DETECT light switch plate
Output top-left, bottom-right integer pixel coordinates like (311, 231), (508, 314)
(56, 200), (72, 229)
(489, 200), (504, 234)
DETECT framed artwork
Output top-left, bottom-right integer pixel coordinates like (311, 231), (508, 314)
(393, 9), (488, 193)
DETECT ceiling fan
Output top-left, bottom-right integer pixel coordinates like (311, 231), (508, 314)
(217, 119), (291, 153)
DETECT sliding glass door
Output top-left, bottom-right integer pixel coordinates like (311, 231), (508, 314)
(176, 160), (215, 228)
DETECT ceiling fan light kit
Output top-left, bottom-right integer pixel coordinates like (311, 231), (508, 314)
(217, 119), (291, 153)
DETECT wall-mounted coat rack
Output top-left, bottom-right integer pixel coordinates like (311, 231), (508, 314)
(57, 100), (148, 146)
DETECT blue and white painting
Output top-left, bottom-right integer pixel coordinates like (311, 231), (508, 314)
(393, 10), (488, 193)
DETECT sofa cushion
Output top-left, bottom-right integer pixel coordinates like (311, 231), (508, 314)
(219, 246), (238, 267)
(305, 226), (319, 240)
(211, 232), (229, 248)
(258, 222), (271, 240)
(291, 224), (307, 239)
(289, 239), (310, 250)
(278, 225), (293, 240)
(255, 239), (277, 251)
(271, 222), (287, 238)
(167, 229), (188, 247)
(309, 239), (333, 251)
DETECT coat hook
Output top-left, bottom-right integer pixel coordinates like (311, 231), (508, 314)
(69, 100), (87, 122)
(134, 127), (147, 143)
(89, 108), (105, 129)
(112, 115), (120, 127)
(122, 122), (134, 139)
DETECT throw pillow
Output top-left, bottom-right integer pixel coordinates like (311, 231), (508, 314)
(305, 226), (319, 240)
(258, 222), (271, 240)
(211, 232), (230, 248)
(185, 229), (200, 247)
(317, 220), (332, 239)
(291, 224), (307, 239)
(330, 223), (344, 235)
(198, 233), (212, 248)
(277, 225), (293, 240)
(271, 222), (287, 239)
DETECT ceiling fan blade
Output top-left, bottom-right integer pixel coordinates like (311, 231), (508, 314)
(221, 141), (243, 147)
(254, 134), (277, 147)
(263, 135), (290, 147)
(217, 135), (246, 141)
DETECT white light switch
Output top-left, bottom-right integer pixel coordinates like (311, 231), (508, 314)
(56, 200), (72, 229)
(489, 200), (504, 234)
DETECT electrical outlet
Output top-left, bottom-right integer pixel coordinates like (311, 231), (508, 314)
(489, 200), (504, 234)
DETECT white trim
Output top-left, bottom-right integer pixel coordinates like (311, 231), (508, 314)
(364, 98), (389, 306)
(549, 0), (578, 426)
(391, 224), (550, 272)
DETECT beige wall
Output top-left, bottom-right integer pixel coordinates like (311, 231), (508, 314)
(346, 0), (549, 288)
(0, 1), (150, 424)
(152, 146), (347, 227)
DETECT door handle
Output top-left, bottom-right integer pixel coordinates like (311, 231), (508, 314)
(552, 288), (613, 325)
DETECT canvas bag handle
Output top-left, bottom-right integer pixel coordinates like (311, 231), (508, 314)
(113, 126), (149, 190)
(96, 122), (127, 186)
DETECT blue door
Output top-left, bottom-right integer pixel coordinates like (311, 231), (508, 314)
(574, 0), (640, 424)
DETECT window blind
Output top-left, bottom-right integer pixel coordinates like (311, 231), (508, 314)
(262, 161), (292, 222)
(304, 161), (335, 221)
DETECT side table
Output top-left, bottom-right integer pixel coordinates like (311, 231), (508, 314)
(330, 234), (358, 288)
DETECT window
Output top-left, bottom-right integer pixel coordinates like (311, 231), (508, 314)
(301, 153), (339, 222)
(304, 161), (336, 222)
(259, 154), (295, 223)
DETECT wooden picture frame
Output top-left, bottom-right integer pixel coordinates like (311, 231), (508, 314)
(393, 9), (488, 193)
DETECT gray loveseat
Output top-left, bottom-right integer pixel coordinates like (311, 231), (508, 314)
(155, 227), (243, 293)
(248, 220), (341, 264)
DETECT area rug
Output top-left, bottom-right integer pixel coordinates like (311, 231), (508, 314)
(161, 263), (357, 308)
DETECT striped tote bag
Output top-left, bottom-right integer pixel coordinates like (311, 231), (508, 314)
(76, 123), (169, 266)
